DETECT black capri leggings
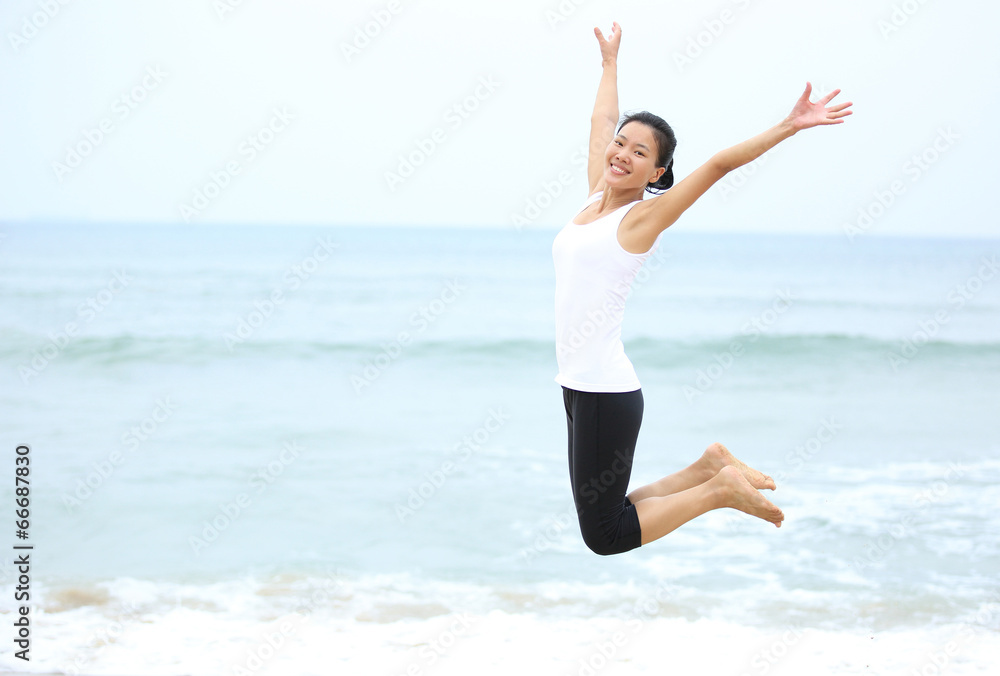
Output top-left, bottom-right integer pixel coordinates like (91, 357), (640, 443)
(562, 386), (644, 556)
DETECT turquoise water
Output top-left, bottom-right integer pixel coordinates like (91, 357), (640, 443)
(1, 223), (998, 672)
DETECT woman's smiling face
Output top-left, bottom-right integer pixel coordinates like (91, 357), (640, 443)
(604, 121), (664, 190)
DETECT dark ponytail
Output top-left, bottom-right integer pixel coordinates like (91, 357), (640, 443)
(617, 111), (677, 194)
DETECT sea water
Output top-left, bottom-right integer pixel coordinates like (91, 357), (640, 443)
(1, 223), (998, 674)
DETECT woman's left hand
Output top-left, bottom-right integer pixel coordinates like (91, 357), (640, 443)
(594, 22), (622, 65)
(786, 82), (853, 131)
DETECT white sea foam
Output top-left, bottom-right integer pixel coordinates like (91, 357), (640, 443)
(3, 572), (999, 676)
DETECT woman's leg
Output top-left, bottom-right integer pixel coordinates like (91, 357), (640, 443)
(626, 442), (783, 545)
(626, 442), (776, 503)
(563, 388), (783, 553)
(632, 466), (784, 545)
(564, 387), (645, 556)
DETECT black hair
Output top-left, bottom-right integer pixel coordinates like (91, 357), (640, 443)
(616, 111), (677, 193)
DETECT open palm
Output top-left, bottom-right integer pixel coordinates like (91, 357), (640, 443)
(594, 22), (621, 62)
(787, 82), (853, 131)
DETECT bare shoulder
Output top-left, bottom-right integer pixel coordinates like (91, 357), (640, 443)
(617, 198), (665, 254)
(620, 194), (669, 232)
(619, 159), (728, 246)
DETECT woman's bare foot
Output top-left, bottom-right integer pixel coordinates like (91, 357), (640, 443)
(712, 465), (784, 527)
(701, 442), (776, 490)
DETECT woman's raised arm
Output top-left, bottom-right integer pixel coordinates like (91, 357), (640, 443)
(635, 82), (853, 235)
(587, 22), (622, 196)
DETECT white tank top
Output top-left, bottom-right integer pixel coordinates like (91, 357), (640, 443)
(552, 191), (661, 393)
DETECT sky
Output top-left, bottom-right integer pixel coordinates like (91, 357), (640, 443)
(1, 0), (998, 237)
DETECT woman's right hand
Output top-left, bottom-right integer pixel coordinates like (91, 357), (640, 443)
(594, 22), (621, 65)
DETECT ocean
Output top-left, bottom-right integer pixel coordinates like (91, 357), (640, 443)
(1, 222), (998, 675)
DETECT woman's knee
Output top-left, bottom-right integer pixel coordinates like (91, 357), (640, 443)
(577, 512), (638, 557)
(580, 526), (621, 556)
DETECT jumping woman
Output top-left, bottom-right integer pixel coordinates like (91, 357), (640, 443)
(553, 22), (852, 556)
